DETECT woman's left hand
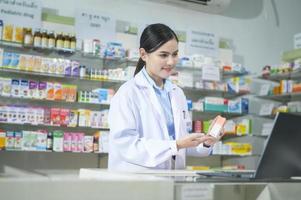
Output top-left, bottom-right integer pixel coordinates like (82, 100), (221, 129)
(203, 128), (225, 147)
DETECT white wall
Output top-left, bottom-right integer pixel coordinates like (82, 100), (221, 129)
(41, 0), (301, 74)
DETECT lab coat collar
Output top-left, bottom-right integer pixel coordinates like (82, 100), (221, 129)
(134, 67), (176, 91)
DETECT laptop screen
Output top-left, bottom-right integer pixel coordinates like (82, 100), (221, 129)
(255, 113), (301, 179)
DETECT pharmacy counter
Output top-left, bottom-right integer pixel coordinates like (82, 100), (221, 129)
(1, 168), (301, 200)
(0, 167), (173, 200)
(80, 169), (301, 200)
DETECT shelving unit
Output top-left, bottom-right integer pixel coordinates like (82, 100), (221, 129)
(0, 41), (116, 170)
(0, 40), (255, 171)
(182, 66), (253, 169)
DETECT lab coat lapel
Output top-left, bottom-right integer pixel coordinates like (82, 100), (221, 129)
(170, 87), (181, 140)
(135, 71), (170, 139)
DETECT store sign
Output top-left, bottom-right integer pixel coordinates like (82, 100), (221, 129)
(294, 33), (301, 49)
(75, 9), (116, 43)
(186, 30), (218, 57)
(0, 0), (42, 28)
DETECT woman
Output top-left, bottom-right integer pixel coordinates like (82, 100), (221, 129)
(108, 23), (221, 171)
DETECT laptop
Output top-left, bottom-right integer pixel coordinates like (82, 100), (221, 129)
(197, 112), (301, 180)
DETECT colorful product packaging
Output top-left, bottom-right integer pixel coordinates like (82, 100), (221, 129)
(53, 130), (64, 152)
(5, 131), (15, 150)
(20, 79), (29, 98)
(63, 132), (72, 152)
(60, 108), (70, 126)
(51, 108), (61, 126)
(77, 133), (84, 152)
(68, 110), (78, 127)
(84, 135), (93, 153)
(0, 130), (6, 150)
(29, 80), (38, 99)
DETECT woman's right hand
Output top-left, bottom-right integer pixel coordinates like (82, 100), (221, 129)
(176, 133), (212, 150)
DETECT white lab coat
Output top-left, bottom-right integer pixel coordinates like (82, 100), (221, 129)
(108, 69), (212, 171)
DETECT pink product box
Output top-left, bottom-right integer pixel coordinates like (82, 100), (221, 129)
(71, 133), (78, 152)
(77, 133), (84, 152)
(63, 132), (72, 152)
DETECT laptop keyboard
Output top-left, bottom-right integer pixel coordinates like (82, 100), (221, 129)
(197, 171), (255, 179)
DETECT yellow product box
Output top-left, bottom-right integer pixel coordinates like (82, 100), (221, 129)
(186, 166), (210, 170)
(78, 109), (91, 127)
(18, 54), (28, 71)
(225, 142), (252, 155)
(3, 24), (13, 41)
(236, 124), (247, 135)
(33, 56), (42, 72)
(26, 55), (35, 71)
(0, 130), (6, 150)
(13, 26), (24, 43)
(53, 82), (63, 100)
(61, 84), (69, 101)
(236, 119), (251, 135)
(66, 85), (77, 102)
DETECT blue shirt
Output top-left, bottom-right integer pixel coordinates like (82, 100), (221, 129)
(142, 68), (175, 140)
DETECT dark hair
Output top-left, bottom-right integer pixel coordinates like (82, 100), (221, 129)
(134, 23), (179, 76)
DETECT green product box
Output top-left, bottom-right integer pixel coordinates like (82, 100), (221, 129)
(204, 104), (228, 112)
(203, 121), (212, 134)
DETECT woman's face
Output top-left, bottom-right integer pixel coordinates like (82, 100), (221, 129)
(140, 38), (178, 86)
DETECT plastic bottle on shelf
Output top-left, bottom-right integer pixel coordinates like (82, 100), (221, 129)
(79, 65), (86, 78)
(41, 29), (48, 49)
(33, 28), (42, 48)
(23, 28), (33, 46)
(48, 31), (55, 49)
(46, 131), (53, 151)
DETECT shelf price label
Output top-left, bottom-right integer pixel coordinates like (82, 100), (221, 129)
(75, 9), (116, 43)
(259, 84), (271, 96)
(259, 103), (274, 116)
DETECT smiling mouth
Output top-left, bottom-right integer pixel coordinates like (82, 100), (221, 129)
(162, 67), (174, 71)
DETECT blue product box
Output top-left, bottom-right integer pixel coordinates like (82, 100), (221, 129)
(2, 52), (12, 66)
(187, 99), (193, 111)
(98, 89), (108, 103)
(241, 98), (249, 114)
(228, 99), (241, 113)
(10, 53), (20, 68)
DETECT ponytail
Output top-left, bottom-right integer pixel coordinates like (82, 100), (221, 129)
(134, 58), (145, 76)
